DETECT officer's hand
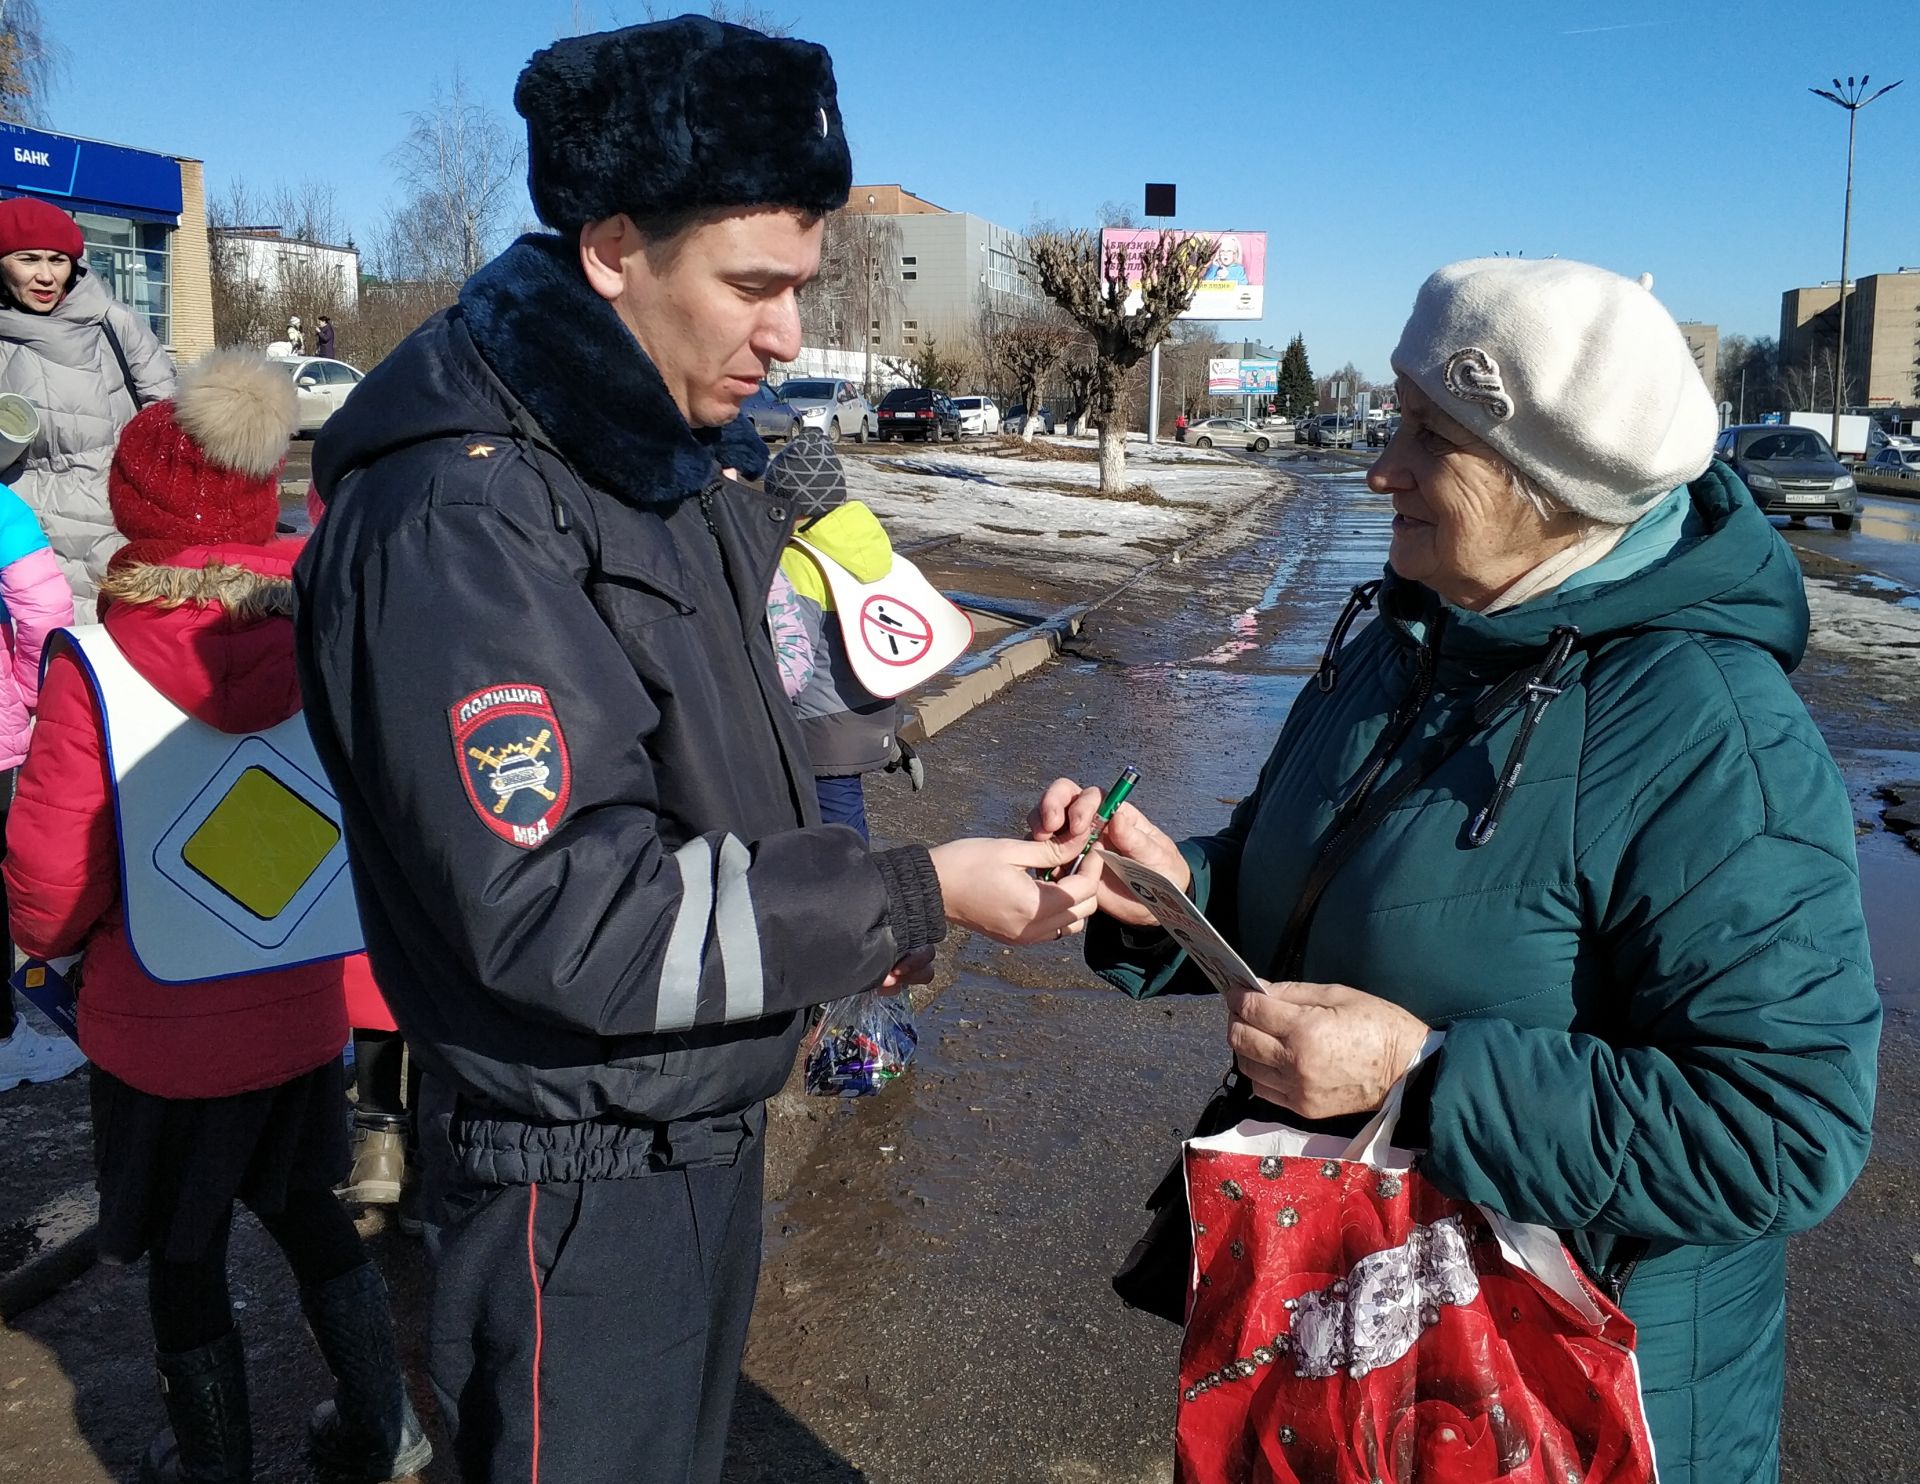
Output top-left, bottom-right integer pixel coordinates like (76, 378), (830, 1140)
(878, 947), (936, 997)
(1027, 777), (1189, 928)
(929, 837), (1100, 946)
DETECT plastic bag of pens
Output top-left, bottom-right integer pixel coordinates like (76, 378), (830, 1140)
(803, 990), (918, 1097)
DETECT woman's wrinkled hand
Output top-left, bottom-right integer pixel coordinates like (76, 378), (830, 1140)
(1224, 979), (1431, 1120)
(929, 837), (1101, 945)
(1027, 777), (1189, 928)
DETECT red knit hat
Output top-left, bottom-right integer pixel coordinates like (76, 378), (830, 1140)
(109, 351), (297, 569)
(0, 197), (85, 259)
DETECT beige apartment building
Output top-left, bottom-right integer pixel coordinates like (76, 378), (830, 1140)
(1678, 322), (1718, 396)
(1781, 271), (1920, 408)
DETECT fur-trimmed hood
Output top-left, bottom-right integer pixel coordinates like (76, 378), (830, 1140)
(97, 540), (306, 734)
(311, 232), (768, 505)
(99, 555), (295, 623)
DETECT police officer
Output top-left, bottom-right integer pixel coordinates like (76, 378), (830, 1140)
(294, 17), (1097, 1483)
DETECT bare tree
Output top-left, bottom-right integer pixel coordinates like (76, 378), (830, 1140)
(1158, 322), (1227, 425)
(209, 179), (356, 351)
(801, 209), (904, 397)
(382, 71), (523, 284)
(0, 0), (58, 124)
(1718, 335), (1779, 422)
(797, 211), (856, 349)
(1031, 228), (1214, 491)
(1063, 355), (1099, 437)
(882, 333), (972, 397)
(208, 180), (274, 350)
(346, 279), (461, 371)
(986, 309), (1075, 443)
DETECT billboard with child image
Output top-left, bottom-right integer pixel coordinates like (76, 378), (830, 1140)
(1099, 228), (1266, 321)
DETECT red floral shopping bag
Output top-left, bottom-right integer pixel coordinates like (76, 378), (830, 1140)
(1175, 1048), (1657, 1484)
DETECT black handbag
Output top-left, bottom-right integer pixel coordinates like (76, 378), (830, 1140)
(1111, 1069), (1255, 1322)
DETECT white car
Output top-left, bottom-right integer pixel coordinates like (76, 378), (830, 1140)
(952, 396), (1001, 437)
(772, 378), (875, 443)
(1184, 416), (1273, 453)
(1862, 446), (1920, 482)
(274, 357), (365, 434)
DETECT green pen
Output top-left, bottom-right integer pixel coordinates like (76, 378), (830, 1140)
(1067, 766), (1141, 877)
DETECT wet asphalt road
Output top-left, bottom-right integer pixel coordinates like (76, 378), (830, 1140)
(733, 468), (1920, 1482)
(1782, 494), (1920, 592)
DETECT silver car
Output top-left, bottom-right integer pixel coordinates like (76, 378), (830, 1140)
(1185, 416), (1273, 453)
(743, 382), (800, 442)
(773, 377), (875, 443)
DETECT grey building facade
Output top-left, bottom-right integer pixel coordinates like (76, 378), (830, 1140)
(842, 186), (1047, 353)
(888, 212), (1047, 349)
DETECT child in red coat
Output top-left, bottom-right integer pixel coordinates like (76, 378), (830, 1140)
(4, 352), (429, 1484)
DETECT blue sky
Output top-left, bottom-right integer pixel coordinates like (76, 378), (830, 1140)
(46, 0), (1920, 381)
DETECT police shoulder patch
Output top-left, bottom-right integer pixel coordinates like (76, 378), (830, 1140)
(450, 684), (572, 849)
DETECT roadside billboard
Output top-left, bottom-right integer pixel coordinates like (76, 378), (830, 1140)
(1100, 228), (1266, 321)
(1208, 358), (1279, 395)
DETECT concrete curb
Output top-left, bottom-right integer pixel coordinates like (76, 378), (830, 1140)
(902, 609), (1085, 744)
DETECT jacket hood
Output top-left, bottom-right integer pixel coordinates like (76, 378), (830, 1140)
(797, 500), (893, 583)
(1383, 462), (1809, 673)
(98, 540), (305, 733)
(311, 233), (768, 504)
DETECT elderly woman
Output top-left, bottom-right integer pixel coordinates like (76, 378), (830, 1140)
(1035, 257), (1878, 1483)
(0, 196), (177, 619)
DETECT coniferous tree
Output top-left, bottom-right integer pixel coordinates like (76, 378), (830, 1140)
(1280, 334), (1316, 419)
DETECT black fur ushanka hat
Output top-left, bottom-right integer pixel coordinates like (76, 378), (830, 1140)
(515, 14), (854, 231)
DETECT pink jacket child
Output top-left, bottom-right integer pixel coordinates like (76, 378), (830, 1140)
(0, 481), (74, 769)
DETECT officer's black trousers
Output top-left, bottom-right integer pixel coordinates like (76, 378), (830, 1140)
(428, 1137), (764, 1484)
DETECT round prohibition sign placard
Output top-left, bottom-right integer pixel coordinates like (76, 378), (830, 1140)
(859, 593), (936, 667)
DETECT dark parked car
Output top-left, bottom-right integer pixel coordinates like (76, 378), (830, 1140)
(1003, 404), (1057, 435)
(742, 381), (800, 442)
(1306, 414), (1357, 448)
(1713, 424), (1858, 530)
(1365, 415), (1400, 448)
(876, 387), (962, 442)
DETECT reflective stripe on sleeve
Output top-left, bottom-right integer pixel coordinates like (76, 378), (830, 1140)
(657, 837), (713, 1032)
(714, 834), (765, 1022)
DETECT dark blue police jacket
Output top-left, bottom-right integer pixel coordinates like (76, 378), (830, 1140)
(294, 235), (945, 1185)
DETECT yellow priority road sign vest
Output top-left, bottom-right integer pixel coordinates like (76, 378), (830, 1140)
(56, 626), (363, 986)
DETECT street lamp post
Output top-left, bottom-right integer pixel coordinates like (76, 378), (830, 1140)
(1810, 75), (1902, 449)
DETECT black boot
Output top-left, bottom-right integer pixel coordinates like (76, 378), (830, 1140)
(143, 1328), (252, 1483)
(299, 1264), (433, 1482)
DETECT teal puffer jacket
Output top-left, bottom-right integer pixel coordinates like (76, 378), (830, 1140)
(1095, 464), (1879, 1483)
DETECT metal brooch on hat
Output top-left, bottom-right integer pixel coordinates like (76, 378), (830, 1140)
(1442, 348), (1515, 422)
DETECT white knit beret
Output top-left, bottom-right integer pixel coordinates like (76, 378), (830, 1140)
(1390, 257), (1718, 525)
